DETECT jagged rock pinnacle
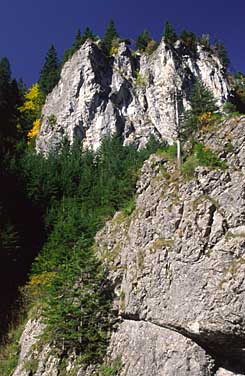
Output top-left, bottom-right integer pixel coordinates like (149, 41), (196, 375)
(36, 39), (229, 154)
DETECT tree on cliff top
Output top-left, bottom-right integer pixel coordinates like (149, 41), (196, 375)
(81, 27), (97, 43)
(72, 29), (82, 51)
(136, 30), (151, 51)
(104, 19), (119, 54)
(213, 40), (230, 68)
(163, 21), (177, 45)
(39, 45), (60, 96)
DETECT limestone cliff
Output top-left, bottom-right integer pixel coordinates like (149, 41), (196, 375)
(13, 116), (245, 375)
(36, 39), (229, 154)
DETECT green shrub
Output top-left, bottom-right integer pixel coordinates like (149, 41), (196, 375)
(156, 143), (177, 161)
(0, 319), (26, 376)
(99, 356), (123, 376)
(47, 114), (57, 126)
(24, 358), (39, 373)
(121, 198), (136, 216)
(135, 70), (147, 87)
(182, 143), (226, 178)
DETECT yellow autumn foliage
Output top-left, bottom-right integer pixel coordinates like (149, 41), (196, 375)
(27, 119), (40, 142)
(198, 111), (218, 133)
(19, 83), (42, 113)
(26, 271), (56, 298)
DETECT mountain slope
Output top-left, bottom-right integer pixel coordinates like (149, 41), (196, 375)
(12, 116), (245, 375)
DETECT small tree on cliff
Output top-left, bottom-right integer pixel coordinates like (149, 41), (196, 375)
(213, 40), (230, 68)
(163, 21), (177, 45)
(72, 29), (82, 51)
(136, 30), (151, 51)
(104, 19), (119, 54)
(39, 45), (60, 95)
(181, 79), (218, 140)
(81, 26), (97, 43)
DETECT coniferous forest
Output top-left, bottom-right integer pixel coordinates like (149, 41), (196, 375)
(0, 45), (163, 371)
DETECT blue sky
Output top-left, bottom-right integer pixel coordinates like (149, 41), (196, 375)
(1, 0), (244, 86)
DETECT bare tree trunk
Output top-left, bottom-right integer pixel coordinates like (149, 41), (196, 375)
(174, 87), (182, 170)
(177, 139), (182, 169)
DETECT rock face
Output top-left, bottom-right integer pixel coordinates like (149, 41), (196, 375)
(95, 116), (245, 375)
(14, 117), (245, 376)
(36, 40), (229, 154)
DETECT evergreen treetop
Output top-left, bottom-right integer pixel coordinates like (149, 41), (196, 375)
(163, 21), (177, 45)
(190, 80), (218, 116)
(213, 40), (230, 68)
(81, 26), (97, 43)
(72, 29), (82, 50)
(0, 57), (11, 84)
(181, 79), (219, 140)
(39, 45), (60, 96)
(0, 57), (23, 154)
(104, 19), (119, 53)
(136, 30), (151, 51)
(179, 30), (197, 49)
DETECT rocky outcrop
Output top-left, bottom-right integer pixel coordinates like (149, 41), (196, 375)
(36, 40), (229, 154)
(95, 116), (245, 375)
(13, 117), (245, 375)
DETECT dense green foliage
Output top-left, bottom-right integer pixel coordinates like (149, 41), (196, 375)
(181, 80), (219, 140)
(229, 71), (245, 113)
(0, 58), (23, 155)
(198, 34), (211, 50)
(62, 27), (97, 64)
(182, 143), (226, 178)
(213, 40), (230, 68)
(136, 29), (151, 51)
(104, 19), (119, 54)
(17, 135), (161, 365)
(179, 30), (197, 51)
(39, 45), (60, 95)
(163, 21), (177, 45)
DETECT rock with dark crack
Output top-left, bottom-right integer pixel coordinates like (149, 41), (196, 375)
(95, 117), (245, 375)
(36, 39), (230, 154)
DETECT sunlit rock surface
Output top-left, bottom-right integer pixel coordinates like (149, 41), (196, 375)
(36, 39), (229, 154)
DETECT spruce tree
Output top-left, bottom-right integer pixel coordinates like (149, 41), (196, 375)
(81, 26), (96, 44)
(104, 19), (119, 53)
(179, 30), (197, 49)
(163, 21), (177, 44)
(182, 80), (218, 139)
(0, 58), (22, 154)
(72, 29), (82, 51)
(39, 45), (60, 96)
(213, 40), (230, 68)
(136, 30), (151, 51)
(190, 80), (218, 116)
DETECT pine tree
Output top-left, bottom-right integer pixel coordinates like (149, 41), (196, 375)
(0, 58), (22, 154)
(163, 21), (177, 45)
(136, 30), (151, 51)
(72, 29), (82, 51)
(190, 80), (218, 116)
(182, 80), (218, 139)
(104, 19), (119, 54)
(180, 30), (197, 49)
(39, 45), (60, 96)
(81, 26), (96, 44)
(213, 40), (230, 68)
